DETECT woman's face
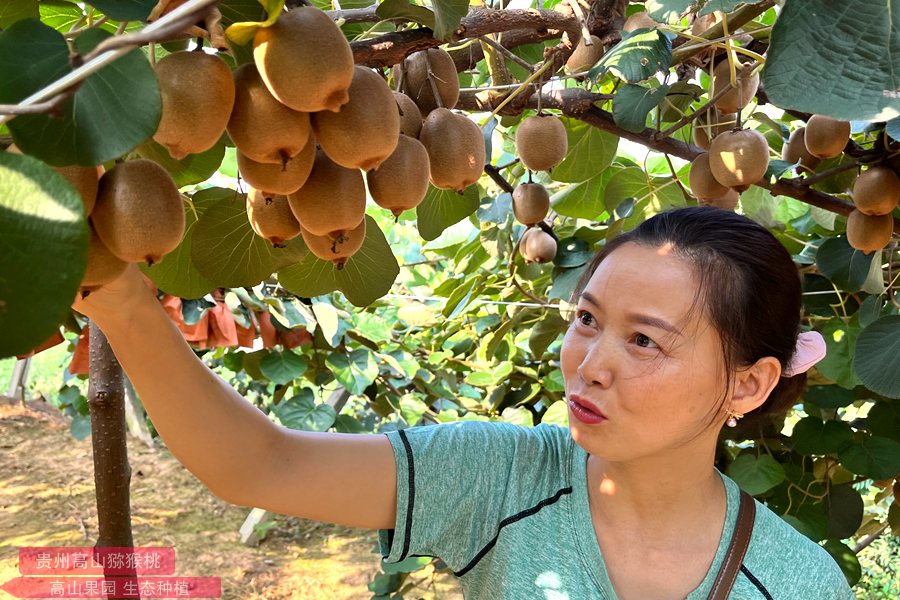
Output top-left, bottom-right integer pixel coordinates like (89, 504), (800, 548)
(560, 241), (729, 461)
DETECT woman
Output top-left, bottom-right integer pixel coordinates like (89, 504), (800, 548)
(74, 206), (853, 599)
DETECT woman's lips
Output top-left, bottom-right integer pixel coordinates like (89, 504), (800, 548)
(569, 394), (608, 419)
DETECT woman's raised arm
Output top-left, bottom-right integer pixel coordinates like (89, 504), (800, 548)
(74, 266), (397, 530)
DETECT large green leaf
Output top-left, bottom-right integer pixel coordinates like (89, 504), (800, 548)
(83, 0), (155, 20)
(853, 315), (900, 398)
(603, 167), (683, 213)
(726, 453), (786, 495)
(0, 25), (161, 166)
(136, 139), (226, 188)
(0, 0), (38, 27)
(790, 416), (854, 455)
(277, 252), (341, 298)
(550, 170), (613, 219)
(190, 190), (306, 288)
(326, 348), (378, 395)
(822, 540), (861, 587)
(815, 318), (861, 389)
(551, 118), (618, 183)
(699, 0), (768, 16)
(38, 1), (84, 32)
(612, 83), (669, 133)
(430, 0), (468, 40)
(644, 0), (693, 22)
(376, 0), (435, 29)
(140, 188), (223, 299)
(416, 184), (480, 241)
(762, 0), (900, 121)
(589, 29), (672, 83)
(0, 152), (89, 358)
(824, 484), (864, 539)
(866, 401), (900, 443)
(803, 385), (855, 409)
(272, 388), (336, 432)
(815, 236), (874, 292)
(260, 349), (308, 385)
(838, 436), (900, 480)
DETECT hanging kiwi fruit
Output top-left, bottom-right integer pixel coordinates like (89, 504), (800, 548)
(237, 135), (316, 196)
(846, 209), (894, 253)
(394, 47), (460, 115)
(710, 59), (759, 115)
(81, 229), (129, 293)
(852, 167), (900, 216)
(699, 189), (741, 211)
(708, 129), (770, 191)
(512, 183), (550, 226)
(366, 135), (431, 217)
(246, 188), (302, 247)
(394, 91), (423, 138)
(300, 218), (366, 269)
(782, 128), (821, 174)
(804, 115), (851, 159)
(519, 227), (557, 264)
(287, 149), (366, 240)
(515, 114), (568, 172)
(689, 153), (731, 202)
(565, 35), (604, 73)
(419, 108), (486, 192)
(693, 110), (735, 150)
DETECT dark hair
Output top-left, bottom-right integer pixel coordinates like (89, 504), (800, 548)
(569, 206), (807, 428)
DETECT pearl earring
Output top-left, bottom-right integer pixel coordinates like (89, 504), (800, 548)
(726, 410), (744, 427)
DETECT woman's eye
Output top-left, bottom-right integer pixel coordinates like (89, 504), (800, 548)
(634, 333), (658, 349)
(577, 310), (594, 326)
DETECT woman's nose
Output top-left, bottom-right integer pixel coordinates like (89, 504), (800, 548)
(577, 337), (613, 388)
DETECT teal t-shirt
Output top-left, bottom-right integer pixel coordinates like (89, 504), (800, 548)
(377, 420), (855, 599)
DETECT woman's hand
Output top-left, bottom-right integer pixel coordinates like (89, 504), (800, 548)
(71, 264), (156, 328)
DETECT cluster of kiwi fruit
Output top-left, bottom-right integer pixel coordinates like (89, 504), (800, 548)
(151, 7), (490, 268)
(847, 165), (899, 252)
(688, 57), (765, 209)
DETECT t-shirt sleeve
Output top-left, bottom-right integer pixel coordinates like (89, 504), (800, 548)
(377, 420), (569, 572)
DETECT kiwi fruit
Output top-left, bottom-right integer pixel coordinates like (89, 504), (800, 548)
(237, 134), (315, 195)
(312, 66), (400, 171)
(91, 159), (185, 265)
(804, 115), (851, 159)
(690, 13), (718, 36)
(515, 114), (568, 172)
(81, 228), (129, 292)
(566, 35), (604, 73)
(300, 218), (366, 269)
(8, 144), (100, 216)
(519, 228), (557, 264)
(708, 129), (769, 191)
(246, 188), (301, 246)
(846, 209), (894, 253)
(419, 108), (486, 191)
(710, 59), (759, 114)
(227, 63), (311, 165)
(623, 12), (657, 32)
(693, 111), (735, 150)
(287, 149), (366, 239)
(689, 153), (730, 202)
(852, 167), (900, 216)
(394, 48), (460, 115)
(252, 6), (354, 113)
(394, 92), (423, 138)
(782, 127), (821, 174)
(512, 183), (550, 226)
(366, 135), (430, 217)
(152, 51), (235, 160)
(699, 188), (740, 210)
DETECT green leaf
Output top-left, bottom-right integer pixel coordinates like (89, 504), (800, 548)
(790, 417), (854, 455)
(603, 167), (683, 213)
(803, 385), (855, 409)
(612, 83), (669, 133)
(853, 315), (900, 398)
(332, 414), (367, 433)
(551, 118), (619, 183)
(838, 436), (900, 480)
(260, 349), (308, 384)
(190, 190), (306, 288)
(549, 265), (588, 302)
(376, 0), (435, 28)
(726, 453), (786, 495)
(430, 0), (467, 40)
(553, 236), (594, 268)
(400, 394), (428, 425)
(334, 216), (400, 307)
(659, 81), (704, 122)
(867, 401), (900, 443)
(83, 0), (155, 20)
(0, 152), (88, 359)
(816, 318), (861, 389)
(824, 484), (864, 539)
(70, 413), (92, 440)
(822, 540), (861, 587)
(1, 25), (162, 166)
(139, 188), (221, 299)
(815, 236), (874, 292)
(644, 0), (693, 22)
(698, 0), (768, 16)
(541, 400), (569, 426)
(0, 0), (38, 27)
(277, 252), (341, 299)
(589, 29), (672, 83)
(762, 0), (900, 121)
(501, 406), (533, 427)
(550, 170), (613, 219)
(136, 139), (226, 188)
(529, 312), (568, 357)
(39, 1), (84, 33)
(416, 184), (480, 241)
(272, 388), (336, 432)
(326, 348), (378, 395)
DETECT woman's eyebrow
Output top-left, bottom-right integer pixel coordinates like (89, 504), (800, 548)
(580, 292), (682, 336)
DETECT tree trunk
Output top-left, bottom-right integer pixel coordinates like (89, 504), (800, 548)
(87, 321), (139, 599)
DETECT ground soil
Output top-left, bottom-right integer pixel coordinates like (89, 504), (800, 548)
(0, 396), (463, 600)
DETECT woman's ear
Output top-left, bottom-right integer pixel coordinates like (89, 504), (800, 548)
(729, 356), (782, 415)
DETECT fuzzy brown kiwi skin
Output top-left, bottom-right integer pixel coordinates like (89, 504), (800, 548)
(366, 135), (431, 217)
(237, 135), (315, 196)
(7, 144), (101, 216)
(689, 153), (730, 202)
(699, 188), (740, 211)
(710, 60), (759, 114)
(851, 167), (900, 216)
(693, 111), (735, 150)
(804, 115), (851, 159)
(246, 189), (301, 246)
(846, 209), (894, 253)
(708, 129), (769, 192)
(565, 35), (604, 73)
(393, 48), (459, 115)
(287, 149), (366, 239)
(519, 228), (557, 264)
(512, 183), (550, 226)
(300, 218), (366, 269)
(515, 114), (569, 172)
(81, 229), (129, 292)
(782, 128), (821, 174)
(394, 92), (423, 138)
(419, 108), (486, 192)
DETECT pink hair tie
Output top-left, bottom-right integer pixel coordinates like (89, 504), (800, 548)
(782, 331), (827, 377)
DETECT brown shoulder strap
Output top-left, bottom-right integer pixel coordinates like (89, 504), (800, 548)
(707, 490), (756, 600)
